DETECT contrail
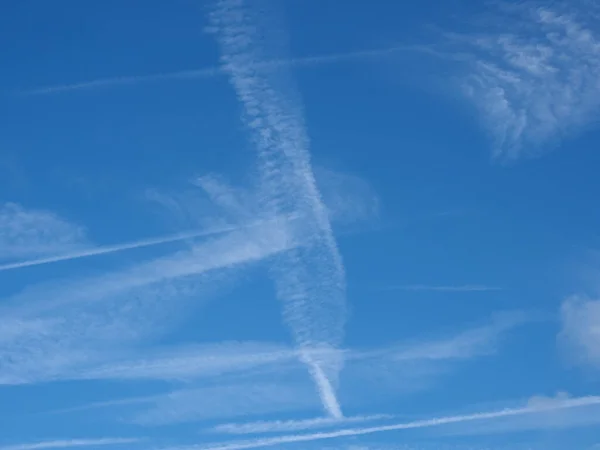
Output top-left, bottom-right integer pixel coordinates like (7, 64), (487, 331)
(20, 46), (405, 95)
(385, 285), (502, 292)
(0, 438), (141, 450)
(211, 414), (391, 434)
(173, 395), (600, 450)
(208, 0), (347, 418)
(0, 218), (277, 272)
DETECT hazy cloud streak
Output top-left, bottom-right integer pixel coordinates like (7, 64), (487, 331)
(177, 396), (600, 450)
(21, 46), (404, 95)
(0, 439), (140, 450)
(383, 285), (501, 292)
(208, 0), (347, 418)
(0, 218), (280, 272)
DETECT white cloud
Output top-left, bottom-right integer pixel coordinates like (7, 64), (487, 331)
(559, 296), (600, 368)
(312, 167), (380, 229)
(0, 217), (297, 385)
(208, 0), (347, 418)
(0, 439), (140, 450)
(0, 203), (87, 261)
(438, 391), (600, 436)
(384, 313), (526, 361)
(211, 415), (391, 435)
(0, 219), (266, 272)
(79, 341), (297, 382)
(338, 313), (528, 404)
(131, 381), (320, 425)
(21, 46), (404, 96)
(421, 2), (600, 159)
(156, 395), (600, 450)
(382, 285), (500, 292)
(48, 313), (526, 424)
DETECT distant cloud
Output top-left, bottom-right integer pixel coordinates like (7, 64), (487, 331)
(375, 313), (527, 361)
(0, 203), (87, 261)
(50, 313), (526, 424)
(313, 167), (380, 229)
(559, 296), (600, 368)
(526, 391), (573, 409)
(79, 341), (297, 382)
(338, 313), (528, 404)
(0, 217), (297, 385)
(0, 439), (140, 450)
(208, 0), (347, 419)
(418, 1), (600, 159)
(0, 218), (277, 273)
(131, 382), (320, 425)
(211, 415), (392, 435)
(383, 285), (501, 292)
(162, 395), (600, 450)
(440, 391), (600, 436)
(20, 46), (404, 95)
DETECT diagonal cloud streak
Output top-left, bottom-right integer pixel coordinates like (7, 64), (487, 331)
(20, 46), (404, 95)
(0, 217), (281, 272)
(0, 218), (297, 385)
(211, 415), (392, 434)
(383, 285), (501, 292)
(0, 439), (140, 450)
(208, 0), (347, 418)
(172, 395), (600, 450)
(422, 1), (600, 159)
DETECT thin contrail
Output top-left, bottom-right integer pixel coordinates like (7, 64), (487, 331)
(0, 219), (276, 272)
(174, 396), (600, 450)
(21, 46), (405, 95)
(209, 0), (347, 418)
(0, 439), (141, 450)
(211, 414), (392, 434)
(385, 285), (502, 292)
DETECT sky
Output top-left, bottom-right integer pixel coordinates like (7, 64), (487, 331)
(1, 0), (600, 449)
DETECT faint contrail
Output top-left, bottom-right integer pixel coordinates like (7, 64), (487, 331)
(21, 46), (404, 95)
(0, 218), (278, 272)
(208, 0), (347, 418)
(0, 438), (141, 450)
(176, 395), (600, 450)
(211, 414), (391, 434)
(385, 285), (502, 292)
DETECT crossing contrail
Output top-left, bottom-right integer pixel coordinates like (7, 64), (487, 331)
(0, 218), (280, 272)
(21, 46), (404, 95)
(208, 0), (347, 418)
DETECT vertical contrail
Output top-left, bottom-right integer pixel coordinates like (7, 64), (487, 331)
(208, 0), (347, 418)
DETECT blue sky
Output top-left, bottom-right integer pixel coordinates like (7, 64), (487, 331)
(1, 0), (600, 449)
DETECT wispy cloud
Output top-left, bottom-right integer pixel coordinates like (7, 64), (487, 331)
(0, 217), (297, 385)
(339, 313), (528, 403)
(208, 0), (347, 418)
(559, 296), (600, 369)
(419, 2), (600, 159)
(438, 391), (600, 436)
(47, 314), (525, 423)
(0, 439), (140, 450)
(382, 285), (501, 292)
(0, 218), (280, 273)
(166, 395), (600, 450)
(0, 203), (87, 261)
(79, 341), (297, 382)
(20, 46), (404, 96)
(131, 381), (320, 425)
(211, 415), (392, 435)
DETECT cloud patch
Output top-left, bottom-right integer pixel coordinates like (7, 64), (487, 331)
(0, 203), (87, 261)
(559, 296), (600, 369)
(208, 0), (347, 418)
(417, 2), (600, 159)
